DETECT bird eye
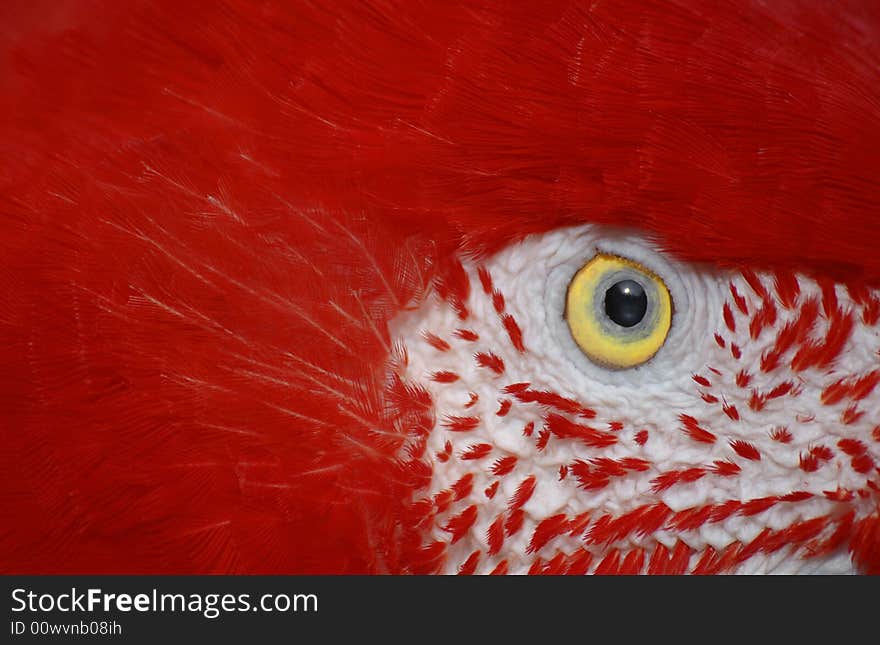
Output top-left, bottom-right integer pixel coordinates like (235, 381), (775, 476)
(565, 253), (672, 369)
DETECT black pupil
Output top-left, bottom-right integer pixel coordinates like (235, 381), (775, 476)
(604, 279), (648, 328)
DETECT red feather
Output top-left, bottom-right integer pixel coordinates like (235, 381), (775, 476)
(1, 0), (879, 573)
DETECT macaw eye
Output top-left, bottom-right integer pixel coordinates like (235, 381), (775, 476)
(565, 253), (672, 369)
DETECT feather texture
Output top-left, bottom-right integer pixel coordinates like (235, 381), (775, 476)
(1, 0), (879, 573)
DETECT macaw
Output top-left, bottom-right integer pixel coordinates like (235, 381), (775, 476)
(1, 0), (879, 575)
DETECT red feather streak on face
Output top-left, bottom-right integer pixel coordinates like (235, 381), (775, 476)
(0, 1), (879, 573)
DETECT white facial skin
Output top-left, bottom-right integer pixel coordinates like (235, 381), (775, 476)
(390, 225), (880, 574)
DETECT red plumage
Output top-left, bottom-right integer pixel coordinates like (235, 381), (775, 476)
(1, 1), (879, 573)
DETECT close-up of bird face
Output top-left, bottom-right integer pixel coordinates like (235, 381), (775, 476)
(390, 226), (880, 573)
(2, 0), (879, 576)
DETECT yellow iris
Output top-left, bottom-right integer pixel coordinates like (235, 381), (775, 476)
(565, 253), (672, 369)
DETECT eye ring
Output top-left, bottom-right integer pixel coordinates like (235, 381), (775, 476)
(565, 253), (673, 369)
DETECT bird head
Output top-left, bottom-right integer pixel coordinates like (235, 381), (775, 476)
(1, 0), (878, 574)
